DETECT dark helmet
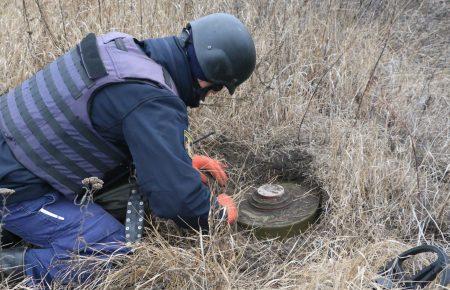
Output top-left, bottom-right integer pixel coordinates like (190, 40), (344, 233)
(185, 13), (256, 94)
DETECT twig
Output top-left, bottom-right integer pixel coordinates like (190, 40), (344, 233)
(139, 0), (143, 37)
(58, 0), (68, 42)
(409, 135), (421, 201)
(193, 131), (216, 145)
(297, 2), (370, 139)
(21, 0), (33, 35)
(97, 0), (103, 27)
(297, 51), (346, 140)
(354, 36), (389, 120)
(411, 205), (427, 244)
(436, 189), (450, 229)
(0, 188), (15, 250)
(354, 13), (396, 122)
(21, 0), (40, 67)
(34, 0), (59, 47)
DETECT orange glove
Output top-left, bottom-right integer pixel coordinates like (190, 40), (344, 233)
(217, 194), (238, 224)
(192, 155), (228, 187)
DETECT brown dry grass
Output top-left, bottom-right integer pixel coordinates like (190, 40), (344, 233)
(0, 0), (449, 289)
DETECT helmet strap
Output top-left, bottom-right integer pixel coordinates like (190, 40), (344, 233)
(193, 83), (210, 103)
(193, 83), (224, 103)
(178, 28), (191, 48)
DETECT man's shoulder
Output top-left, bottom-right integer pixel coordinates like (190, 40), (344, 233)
(93, 81), (180, 108)
(99, 81), (175, 99)
(90, 81), (184, 124)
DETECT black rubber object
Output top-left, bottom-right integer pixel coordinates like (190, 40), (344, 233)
(376, 244), (450, 289)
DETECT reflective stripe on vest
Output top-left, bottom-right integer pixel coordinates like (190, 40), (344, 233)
(0, 32), (178, 196)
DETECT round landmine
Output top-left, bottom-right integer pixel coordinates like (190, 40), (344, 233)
(238, 182), (321, 239)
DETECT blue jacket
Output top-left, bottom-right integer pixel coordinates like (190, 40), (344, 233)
(0, 36), (210, 227)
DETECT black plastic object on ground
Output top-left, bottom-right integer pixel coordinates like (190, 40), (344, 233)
(375, 244), (450, 289)
(237, 183), (321, 239)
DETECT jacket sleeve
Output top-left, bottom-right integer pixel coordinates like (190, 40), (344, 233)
(121, 95), (210, 229)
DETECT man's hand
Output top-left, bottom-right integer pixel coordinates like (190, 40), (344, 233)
(217, 193), (238, 224)
(192, 155), (228, 187)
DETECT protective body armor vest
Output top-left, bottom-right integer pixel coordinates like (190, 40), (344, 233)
(0, 32), (178, 196)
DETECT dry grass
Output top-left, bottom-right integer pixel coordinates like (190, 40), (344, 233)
(1, 0), (449, 289)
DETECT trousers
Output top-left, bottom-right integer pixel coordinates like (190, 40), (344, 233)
(2, 191), (126, 285)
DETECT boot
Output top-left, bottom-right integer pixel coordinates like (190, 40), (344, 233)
(0, 247), (26, 282)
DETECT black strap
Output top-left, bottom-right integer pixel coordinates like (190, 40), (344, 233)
(376, 244), (450, 289)
(78, 33), (108, 79)
(69, 48), (94, 88)
(124, 164), (145, 243)
(56, 54), (81, 98)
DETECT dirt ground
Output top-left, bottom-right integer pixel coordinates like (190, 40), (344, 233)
(0, 0), (449, 289)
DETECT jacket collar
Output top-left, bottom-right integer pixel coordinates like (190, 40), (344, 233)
(140, 36), (200, 107)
